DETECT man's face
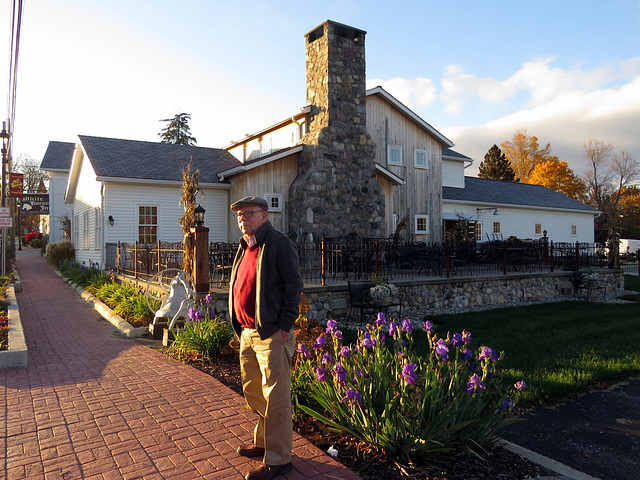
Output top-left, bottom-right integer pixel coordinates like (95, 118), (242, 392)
(234, 207), (267, 236)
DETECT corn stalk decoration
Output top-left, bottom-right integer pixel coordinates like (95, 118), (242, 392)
(179, 158), (200, 278)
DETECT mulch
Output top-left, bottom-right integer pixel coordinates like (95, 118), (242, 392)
(183, 352), (551, 480)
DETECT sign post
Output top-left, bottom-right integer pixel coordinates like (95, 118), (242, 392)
(0, 207), (9, 277)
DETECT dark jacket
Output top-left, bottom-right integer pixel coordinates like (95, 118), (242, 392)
(229, 220), (303, 340)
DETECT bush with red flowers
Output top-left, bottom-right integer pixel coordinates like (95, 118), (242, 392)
(24, 231), (43, 245)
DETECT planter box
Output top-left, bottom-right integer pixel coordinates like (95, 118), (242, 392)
(0, 284), (28, 369)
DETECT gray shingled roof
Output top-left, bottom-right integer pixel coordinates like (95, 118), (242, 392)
(40, 141), (75, 171)
(77, 135), (241, 184)
(442, 148), (472, 161)
(443, 177), (598, 213)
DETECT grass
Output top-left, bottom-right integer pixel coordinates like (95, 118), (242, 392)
(341, 275), (640, 409)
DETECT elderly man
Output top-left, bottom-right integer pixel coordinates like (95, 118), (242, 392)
(228, 196), (303, 480)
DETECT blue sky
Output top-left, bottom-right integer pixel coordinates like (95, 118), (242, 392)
(2, 0), (639, 177)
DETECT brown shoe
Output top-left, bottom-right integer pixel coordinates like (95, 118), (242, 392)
(245, 462), (292, 480)
(236, 444), (265, 458)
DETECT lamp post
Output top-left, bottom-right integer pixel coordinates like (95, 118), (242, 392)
(1, 122), (10, 277)
(191, 204), (209, 295)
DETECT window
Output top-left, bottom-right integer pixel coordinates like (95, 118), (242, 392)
(475, 222), (483, 242)
(534, 223), (542, 235)
(415, 214), (429, 235)
(138, 206), (158, 244)
(571, 225), (577, 236)
(94, 208), (101, 249)
(388, 145), (402, 166)
(72, 214), (79, 248)
(83, 211), (90, 249)
(264, 193), (283, 212)
(493, 222), (501, 234)
(414, 149), (428, 169)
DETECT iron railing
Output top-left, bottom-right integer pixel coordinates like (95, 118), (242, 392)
(106, 239), (618, 288)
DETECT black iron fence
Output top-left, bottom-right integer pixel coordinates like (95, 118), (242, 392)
(106, 239), (618, 287)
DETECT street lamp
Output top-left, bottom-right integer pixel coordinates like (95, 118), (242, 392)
(194, 204), (206, 227)
(0, 122), (10, 277)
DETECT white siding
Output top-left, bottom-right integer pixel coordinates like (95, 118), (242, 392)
(45, 171), (72, 243)
(442, 200), (596, 243)
(103, 183), (229, 245)
(442, 159), (465, 188)
(72, 156), (102, 266)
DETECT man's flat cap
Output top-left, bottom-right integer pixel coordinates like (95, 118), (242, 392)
(230, 196), (269, 211)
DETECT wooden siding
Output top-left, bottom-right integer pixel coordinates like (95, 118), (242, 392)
(366, 94), (443, 242)
(228, 122), (304, 162)
(227, 153), (299, 240)
(442, 201), (596, 243)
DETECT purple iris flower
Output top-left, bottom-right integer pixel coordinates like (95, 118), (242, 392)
(423, 321), (434, 333)
(435, 338), (449, 362)
(339, 346), (351, 358)
(375, 312), (387, 326)
(313, 336), (327, 349)
(499, 396), (514, 411)
(401, 363), (418, 385)
(478, 346), (498, 363)
(514, 380), (527, 391)
(466, 373), (486, 395)
(389, 322), (397, 336)
(321, 353), (334, 365)
(326, 319), (338, 334)
(296, 343), (311, 357)
(315, 367), (327, 382)
(460, 348), (473, 362)
(462, 329), (472, 345)
(340, 388), (363, 408)
(204, 293), (213, 304)
(451, 332), (463, 348)
(360, 332), (376, 349)
(333, 364), (347, 385)
(332, 329), (343, 340)
(401, 319), (413, 332)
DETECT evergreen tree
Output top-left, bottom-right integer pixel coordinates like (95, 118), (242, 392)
(159, 112), (197, 145)
(478, 145), (516, 181)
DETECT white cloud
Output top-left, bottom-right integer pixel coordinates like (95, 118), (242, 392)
(366, 77), (436, 109)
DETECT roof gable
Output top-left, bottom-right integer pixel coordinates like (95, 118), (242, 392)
(443, 177), (598, 213)
(77, 135), (241, 184)
(40, 141), (75, 171)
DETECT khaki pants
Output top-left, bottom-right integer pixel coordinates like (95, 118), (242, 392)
(240, 328), (295, 465)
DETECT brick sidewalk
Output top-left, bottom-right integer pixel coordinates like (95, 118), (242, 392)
(1, 251), (362, 480)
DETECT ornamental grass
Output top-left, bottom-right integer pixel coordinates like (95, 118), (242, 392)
(292, 315), (526, 464)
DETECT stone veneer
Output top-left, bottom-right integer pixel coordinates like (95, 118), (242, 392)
(288, 20), (385, 239)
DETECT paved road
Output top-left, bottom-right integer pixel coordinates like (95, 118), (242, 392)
(1, 250), (361, 480)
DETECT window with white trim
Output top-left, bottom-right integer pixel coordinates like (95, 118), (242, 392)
(570, 225), (577, 236)
(414, 149), (428, 169)
(94, 208), (101, 249)
(475, 222), (483, 242)
(72, 214), (79, 248)
(138, 206), (158, 244)
(415, 214), (429, 235)
(388, 145), (402, 166)
(264, 194), (283, 212)
(493, 222), (501, 234)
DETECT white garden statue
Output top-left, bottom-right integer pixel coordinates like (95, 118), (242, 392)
(153, 272), (195, 328)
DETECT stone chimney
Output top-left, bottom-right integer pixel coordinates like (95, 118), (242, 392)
(288, 20), (385, 239)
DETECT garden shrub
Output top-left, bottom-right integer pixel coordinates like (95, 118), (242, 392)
(24, 231), (42, 244)
(168, 295), (234, 361)
(292, 315), (526, 463)
(46, 240), (75, 265)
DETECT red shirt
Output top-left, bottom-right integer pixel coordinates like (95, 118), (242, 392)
(233, 243), (259, 329)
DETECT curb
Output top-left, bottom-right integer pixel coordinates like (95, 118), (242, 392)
(55, 270), (148, 338)
(0, 283), (28, 368)
(499, 440), (601, 480)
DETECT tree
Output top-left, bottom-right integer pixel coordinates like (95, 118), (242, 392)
(179, 158), (200, 277)
(478, 145), (516, 181)
(618, 186), (640, 240)
(501, 129), (557, 182)
(583, 139), (640, 266)
(159, 112), (197, 145)
(13, 153), (48, 193)
(527, 160), (586, 200)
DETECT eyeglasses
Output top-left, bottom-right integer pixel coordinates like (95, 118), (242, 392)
(233, 209), (265, 219)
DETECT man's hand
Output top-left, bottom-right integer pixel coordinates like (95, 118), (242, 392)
(280, 330), (289, 343)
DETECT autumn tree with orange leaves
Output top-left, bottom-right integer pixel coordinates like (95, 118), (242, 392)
(527, 160), (585, 200)
(501, 129), (557, 182)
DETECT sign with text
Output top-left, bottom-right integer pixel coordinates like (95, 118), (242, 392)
(0, 217), (12, 227)
(20, 194), (49, 215)
(0, 207), (10, 217)
(9, 173), (23, 197)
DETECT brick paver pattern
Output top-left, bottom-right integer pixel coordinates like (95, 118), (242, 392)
(1, 251), (362, 480)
